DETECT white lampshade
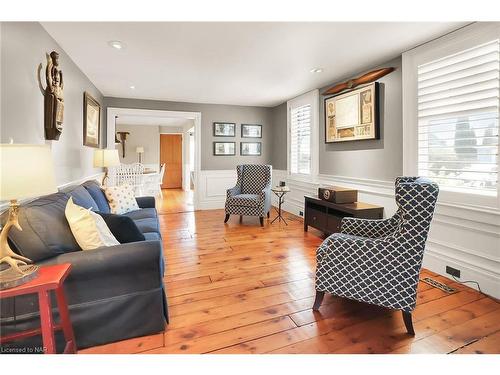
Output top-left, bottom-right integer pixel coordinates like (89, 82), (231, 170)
(136, 146), (144, 154)
(93, 149), (120, 168)
(0, 144), (58, 201)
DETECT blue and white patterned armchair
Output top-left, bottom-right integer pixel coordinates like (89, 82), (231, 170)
(224, 164), (272, 226)
(313, 177), (439, 335)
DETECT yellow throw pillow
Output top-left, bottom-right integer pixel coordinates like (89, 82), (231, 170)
(103, 184), (140, 214)
(65, 197), (120, 250)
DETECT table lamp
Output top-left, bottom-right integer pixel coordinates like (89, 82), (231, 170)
(136, 146), (144, 163)
(93, 149), (120, 185)
(0, 144), (57, 289)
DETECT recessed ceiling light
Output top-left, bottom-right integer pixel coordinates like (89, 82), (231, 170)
(129, 85), (135, 90)
(108, 40), (124, 50)
(310, 68), (323, 73)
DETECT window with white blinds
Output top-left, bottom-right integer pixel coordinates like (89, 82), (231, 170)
(417, 39), (500, 195)
(290, 104), (312, 175)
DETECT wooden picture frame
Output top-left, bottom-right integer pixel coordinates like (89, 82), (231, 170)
(240, 142), (262, 156)
(324, 82), (380, 143)
(213, 142), (236, 156)
(83, 92), (101, 148)
(213, 122), (236, 137)
(241, 124), (262, 138)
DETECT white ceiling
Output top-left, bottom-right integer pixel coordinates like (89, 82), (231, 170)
(41, 22), (467, 107)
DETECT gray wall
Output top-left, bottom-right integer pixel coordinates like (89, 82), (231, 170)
(104, 97), (273, 170)
(319, 57), (403, 180)
(115, 124), (160, 165)
(269, 56), (403, 180)
(0, 22), (105, 186)
(271, 102), (287, 170)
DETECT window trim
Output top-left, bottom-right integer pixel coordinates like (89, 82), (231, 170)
(287, 89), (319, 181)
(403, 22), (500, 209)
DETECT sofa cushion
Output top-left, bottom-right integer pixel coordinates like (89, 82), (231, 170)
(4, 192), (81, 262)
(227, 194), (260, 208)
(132, 217), (160, 234)
(82, 180), (110, 213)
(143, 232), (161, 241)
(65, 197), (120, 250)
(60, 184), (98, 210)
(96, 212), (146, 243)
(123, 208), (158, 220)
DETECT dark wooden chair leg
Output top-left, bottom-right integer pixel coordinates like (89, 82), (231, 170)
(312, 291), (325, 310)
(402, 311), (415, 335)
(224, 214), (230, 223)
(259, 217), (264, 226)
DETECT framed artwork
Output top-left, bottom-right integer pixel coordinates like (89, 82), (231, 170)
(240, 142), (262, 156)
(241, 124), (262, 138)
(213, 122), (236, 137)
(213, 142), (236, 156)
(83, 92), (101, 148)
(325, 82), (379, 143)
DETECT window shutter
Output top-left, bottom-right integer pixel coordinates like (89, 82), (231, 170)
(290, 104), (312, 174)
(417, 39), (499, 194)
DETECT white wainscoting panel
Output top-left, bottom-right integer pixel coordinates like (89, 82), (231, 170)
(197, 169), (237, 210)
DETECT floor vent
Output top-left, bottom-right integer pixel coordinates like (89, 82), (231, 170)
(421, 277), (457, 294)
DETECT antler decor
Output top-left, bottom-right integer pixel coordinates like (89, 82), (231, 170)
(322, 67), (395, 96)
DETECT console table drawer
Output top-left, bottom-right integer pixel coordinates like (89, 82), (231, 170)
(306, 208), (327, 230)
(304, 195), (383, 235)
(326, 215), (342, 233)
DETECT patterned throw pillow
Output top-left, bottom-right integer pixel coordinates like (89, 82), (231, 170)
(103, 184), (140, 214)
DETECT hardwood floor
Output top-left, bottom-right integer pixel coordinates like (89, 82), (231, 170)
(79, 190), (500, 354)
(157, 188), (194, 214)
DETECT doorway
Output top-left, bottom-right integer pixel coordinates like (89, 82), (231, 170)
(160, 134), (182, 189)
(106, 107), (201, 211)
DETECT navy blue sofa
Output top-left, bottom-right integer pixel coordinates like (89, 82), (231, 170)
(0, 180), (168, 351)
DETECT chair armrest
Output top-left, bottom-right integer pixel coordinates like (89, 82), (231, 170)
(227, 186), (241, 198)
(136, 196), (156, 208)
(260, 186), (272, 212)
(39, 240), (165, 304)
(40, 240), (164, 280)
(341, 216), (399, 238)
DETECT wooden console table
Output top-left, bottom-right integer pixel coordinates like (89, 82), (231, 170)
(304, 195), (383, 234)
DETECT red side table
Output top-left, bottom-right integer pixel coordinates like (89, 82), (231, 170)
(0, 263), (76, 354)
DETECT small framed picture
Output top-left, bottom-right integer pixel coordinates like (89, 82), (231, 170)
(213, 122), (236, 137)
(83, 92), (101, 148)
(240, 142), (262, 156)
(213, 142), (236, 156)
(241, 124), (262, 138)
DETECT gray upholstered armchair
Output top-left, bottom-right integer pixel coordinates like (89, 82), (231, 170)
(224, 164), (272, 226)
(313, 177), (439, 335)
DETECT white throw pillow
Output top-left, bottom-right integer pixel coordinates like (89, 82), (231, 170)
(103, 184), (140, 214)
(65, 197), (120, 251)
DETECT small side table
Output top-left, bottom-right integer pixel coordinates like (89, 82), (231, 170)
(271, 186), (290, 225)
(0, 263), (76, 354)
